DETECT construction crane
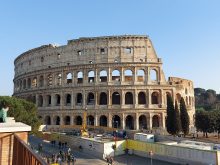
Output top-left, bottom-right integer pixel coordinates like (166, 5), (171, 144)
(81, 108), (89, 137)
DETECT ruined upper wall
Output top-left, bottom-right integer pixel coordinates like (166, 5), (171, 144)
(14, 35), (162, 76)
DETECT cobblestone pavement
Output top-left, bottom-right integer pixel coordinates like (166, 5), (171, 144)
(28, 135), (176, 165)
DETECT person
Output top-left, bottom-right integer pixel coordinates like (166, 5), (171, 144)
(68, 147), (71, 154)
(0, 102), (9, 123)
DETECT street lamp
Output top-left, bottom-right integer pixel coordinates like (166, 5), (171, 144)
(149, 150), (153, 165)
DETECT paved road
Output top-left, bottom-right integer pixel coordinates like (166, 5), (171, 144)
(28, 135), (176, 165)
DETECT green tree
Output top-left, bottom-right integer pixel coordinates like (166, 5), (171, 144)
(166, 95), (175, 135)
(173, 101), (181, 135)
(0, 96), (41, 133)
(180, 97), (190, 136)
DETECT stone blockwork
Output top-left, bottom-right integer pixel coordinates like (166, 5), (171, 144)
(13, 35), (195, 131)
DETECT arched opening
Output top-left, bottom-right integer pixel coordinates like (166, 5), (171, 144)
(185, 88), (188, 95)
(19, 80), (22, 90)
(55, 94), (61, 106)
(151, 92), (159, 104)
(56, 73), (62, 86)
(99, 92), (107, 105)
(27, 78), (31, 89)
(125, 92), (133, 104)
(152, 115), (160, 128)
(38, 95), (43, 107)
(64, 116), (71, 125)
(39, 75), (44, 87)
(88, 71), (95, 83)
(32, 77), (37, 87)
(66, 94), (71, 105)
(138, 92), (146, 104)
(87, 115), (94, 126)
(139, 115), (147, 129)
(150, 69), (157, 81)
(124, 69), (133, 82)
(99, 70), (107, 82)
(100, 115), (107, 127)
(186, 96), (188, 105)
(47, 74), (53, 86)
(137, 69), (145, 82)
(125, 115), (134, 130)
(77, 71), (83, 84)
(176, 93), (181, 103)
(76, 93), (83, 105)
(189, 96), (191, 105)
(66, 73), (73, 84)
(112, 70), (120, 81)
(55, 116), (60, 125)
(112, 92), (120, 105)
(23, 79), (26, 89)
(45, 116), (51, 125)
(75, 116), (82, 125)
(87, 93), (95, 105)
(46, 95), (51, 106)
(112, 115), (121, 128)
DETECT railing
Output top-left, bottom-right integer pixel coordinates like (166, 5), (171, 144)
(12, 134), (47, 165)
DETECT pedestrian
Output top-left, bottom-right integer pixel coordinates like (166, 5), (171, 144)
(57, 156), (62, 165)
(68, 147), (71, 154)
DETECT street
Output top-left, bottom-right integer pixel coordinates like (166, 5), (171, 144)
(28, 135), (176, 165)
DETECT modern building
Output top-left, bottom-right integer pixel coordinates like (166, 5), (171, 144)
(13, 35), (195, 131)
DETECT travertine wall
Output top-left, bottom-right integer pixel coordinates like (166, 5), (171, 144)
(13, 35), (195, 131)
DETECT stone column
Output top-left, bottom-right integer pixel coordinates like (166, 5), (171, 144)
(72, 91), (75, 109)
(108, 113), (112, 128)
(121, 90), (124, 108)
(108, 67), (111, 83)
(95, 114), (98, 126)
(108, 90), (111, 108)
(95, 68), (98, 84)
(147, 89), (151, 108)
(71, 116), (74, 125)
(134, 90), (138, 108)
(121, 67), (124, 82)
(135, 113), (139, 130)
(95, 91), (98, 109)
(122, 113), (125, 129)
(148, 113), (152, 130)
(133, 67), (137, 83)
(60, 115), (63, 126)
(83, 90), (86, 108)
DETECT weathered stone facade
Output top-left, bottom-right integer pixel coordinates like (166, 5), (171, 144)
(13, 35), (195, 131)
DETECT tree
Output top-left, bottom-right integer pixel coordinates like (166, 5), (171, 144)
(0, 96), (41, 133)
(173, 101), (181, 135)
(166, 95), (175, 135)
(180, 97), (189, 136)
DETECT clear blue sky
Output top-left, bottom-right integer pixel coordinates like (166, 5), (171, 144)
(1, 0), (220, 96)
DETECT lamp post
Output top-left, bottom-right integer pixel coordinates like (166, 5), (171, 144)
(149, 150), (153, 165)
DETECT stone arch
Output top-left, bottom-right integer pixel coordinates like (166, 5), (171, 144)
(45, 116), (51, 125)
(137, 69), (145, 82)
(139, 115), (147, 129)
(112, 92), (120, 105)
(99, 70), (107, 82)
(38, 95), (43, 107)
(112, 115), (121, 128)
(150, 69), (158, 81)
(55, 94), (61, 106)
(23, 79), (26, 89)
(152, 115), (160, 128)
(32, 77), (37, 87)
(125, 92), (133, 104)
(47, 74), (53, 86)
(39, 75), (44, 87)
(56, 73), (62, 86)
(66, 72), (73, 84)
(151, 92), (159, 104)
(75, 116), (82, 125)
(87, 115), (94, 126)
(88, 70), (95, 83)
(99, 92), (107, 105)
(112, 69), (120, 81)
(46, 95), (52, 106)
(66, 94), (71, 105)
(77, 71), (83, 84)
(27, 78), (31, 89)
(125, 115), (134, 130)
(100, 115), (107, 127)
(64, 116), (71, 125)
(54, 116), (60, 125)
(87, 92), (95, 105)
(138, 92), (146, 104)
(176, 93), (181, 103)
(76, 93), (83, 105)
(124, 69), (133, 82)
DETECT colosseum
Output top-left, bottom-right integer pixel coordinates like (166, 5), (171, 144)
(13, 35), (195, 131)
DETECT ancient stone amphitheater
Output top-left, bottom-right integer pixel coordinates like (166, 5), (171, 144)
(13, 35), (195, 131)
